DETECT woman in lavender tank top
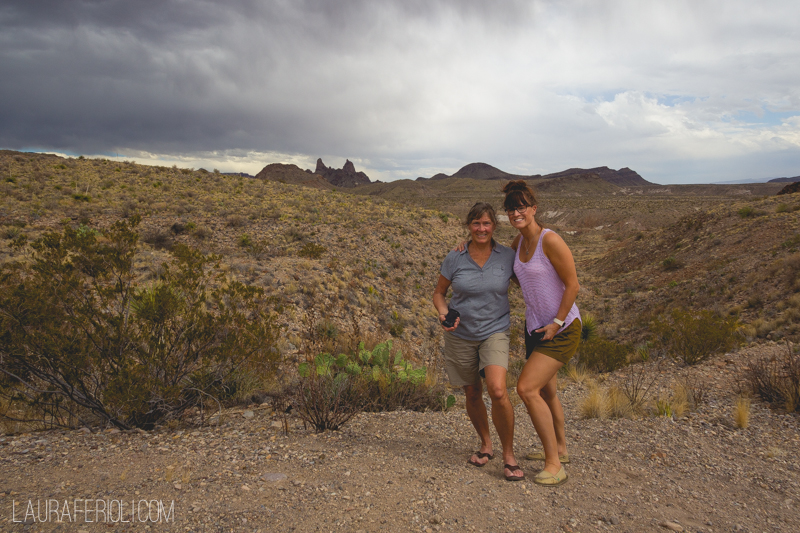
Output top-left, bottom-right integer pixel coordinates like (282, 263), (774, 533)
(503, 180), (581, 487)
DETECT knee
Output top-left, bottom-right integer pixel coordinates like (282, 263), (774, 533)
(486, 383), (507, 402)
(463, 385), (483, 404)
(516, 382), (541, 404)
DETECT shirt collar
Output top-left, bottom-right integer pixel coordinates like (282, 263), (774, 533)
(460, 239), (498, 254)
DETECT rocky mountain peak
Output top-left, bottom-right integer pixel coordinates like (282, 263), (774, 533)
(313, 158), (371, 188)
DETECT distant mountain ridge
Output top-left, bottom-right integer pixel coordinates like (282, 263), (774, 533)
(423, 162), (653, 187)
(769, 176), (800, 183)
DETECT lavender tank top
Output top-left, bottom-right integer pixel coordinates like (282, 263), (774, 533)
(514, 228), (581, 335)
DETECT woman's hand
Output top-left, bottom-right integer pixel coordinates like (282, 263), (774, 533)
(439, 314), (460, 332)
(535, 322), (560, 341)
(452, 240), (468, 252)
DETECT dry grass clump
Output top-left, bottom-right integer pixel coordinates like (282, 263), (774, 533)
(579, 383), (609, 420)
(607, 386), (634, 418)
(734, 396), (751, 429)
(564, 362), (592, 385)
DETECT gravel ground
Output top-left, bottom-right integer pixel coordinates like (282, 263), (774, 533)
(2, 344), (800, 533)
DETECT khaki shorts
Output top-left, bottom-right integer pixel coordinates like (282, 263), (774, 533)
(443, 330), (509, 387)
(525, 319), (581, 365)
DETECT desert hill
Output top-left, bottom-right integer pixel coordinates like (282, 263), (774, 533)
(581, 190), (800, 345)
(0, 150), (469, 367)
(430, 162), (530, 181)
(2, 149), (797, 353)
(351, 174), (784, 232)
(424, 162), (652, 187)
(254, 158), (371, 189)
(255, 163), (333, 189)
(779, 181), (800, 195)
(541, 166), (652, 187)
(769, 176), (800, 183)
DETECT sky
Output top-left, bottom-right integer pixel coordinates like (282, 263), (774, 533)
(1, 0), (799, 185)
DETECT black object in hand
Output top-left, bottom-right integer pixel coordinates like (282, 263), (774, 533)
(531, 327), (546, 342)
(442, 309), (460, 328)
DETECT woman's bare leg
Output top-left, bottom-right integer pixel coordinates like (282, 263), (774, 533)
(540, 372), (567, 456)
(483, 365), (522, 478)
(463, 383), (492, 464)
(517, 352), (564, 475)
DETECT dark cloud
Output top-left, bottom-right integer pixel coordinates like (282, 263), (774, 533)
(0, 1), (798, 182)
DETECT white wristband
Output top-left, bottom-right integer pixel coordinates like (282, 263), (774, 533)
(553, 318), (565, 327)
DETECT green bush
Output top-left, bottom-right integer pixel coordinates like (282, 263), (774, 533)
(0, 217), (282, 430)
(577, 337), (631, 373)
(292, 340), (449, 431)
(580, 314), (597, 342)
(651, 308), (742, 365)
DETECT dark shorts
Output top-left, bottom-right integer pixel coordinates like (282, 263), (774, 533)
(525, 319), (581, 365)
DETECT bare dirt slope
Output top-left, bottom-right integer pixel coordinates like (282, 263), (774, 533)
(3, 343), (799, 533)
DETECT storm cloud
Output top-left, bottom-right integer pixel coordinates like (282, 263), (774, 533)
(1, 0), (799, 183)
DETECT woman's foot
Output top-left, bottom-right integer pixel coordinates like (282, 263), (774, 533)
(504, 463), (525, 481)
(533, 465), (568, 486)
(468, 450), (494, 467)
(526, 450), (570, 464)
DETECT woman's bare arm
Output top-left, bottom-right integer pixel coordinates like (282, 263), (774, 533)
(535, 231), (580, 340)
(433, 274), (460, 331)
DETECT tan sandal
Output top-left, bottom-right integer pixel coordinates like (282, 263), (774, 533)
(533, 466), (568, 486)
(525, 450), (569, 464)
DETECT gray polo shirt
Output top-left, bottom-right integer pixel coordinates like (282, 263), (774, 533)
(440, 241), (515, 341)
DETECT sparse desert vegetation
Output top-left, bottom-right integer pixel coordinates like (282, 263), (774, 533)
(2, 150), (800, 532)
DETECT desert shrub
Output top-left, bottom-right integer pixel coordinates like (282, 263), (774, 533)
(226, 215), (247, 228)
(192, 225), (212, 240)
(651, 308), (742, 365)
(291, 340), (450, 431)
(142, 228), (174, 250)
(238, 233), (253, 248)
(0, 217), (282, 430)
(662, 256), (684, 271)
(577, 336), (631, 373)
(743, 343), (800, 412)
(289, 371), (367, 432)
(620, 362), (659, 412)
(298, 242), (326, 259)
(776, 203), (790, 213)
(170, 222), (186, 235)
(1, 226), (21, 240)
(580, 314), (597, 342)
(738, 206), (753, 218)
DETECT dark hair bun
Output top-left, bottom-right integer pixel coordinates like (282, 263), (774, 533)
(502, 180), (529, 194)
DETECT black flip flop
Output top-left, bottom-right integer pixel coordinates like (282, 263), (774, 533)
(504, 463), (525, 481)
(467, 451), (494, 467)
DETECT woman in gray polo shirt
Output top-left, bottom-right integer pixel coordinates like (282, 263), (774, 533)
(432, 202), (524, 481)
